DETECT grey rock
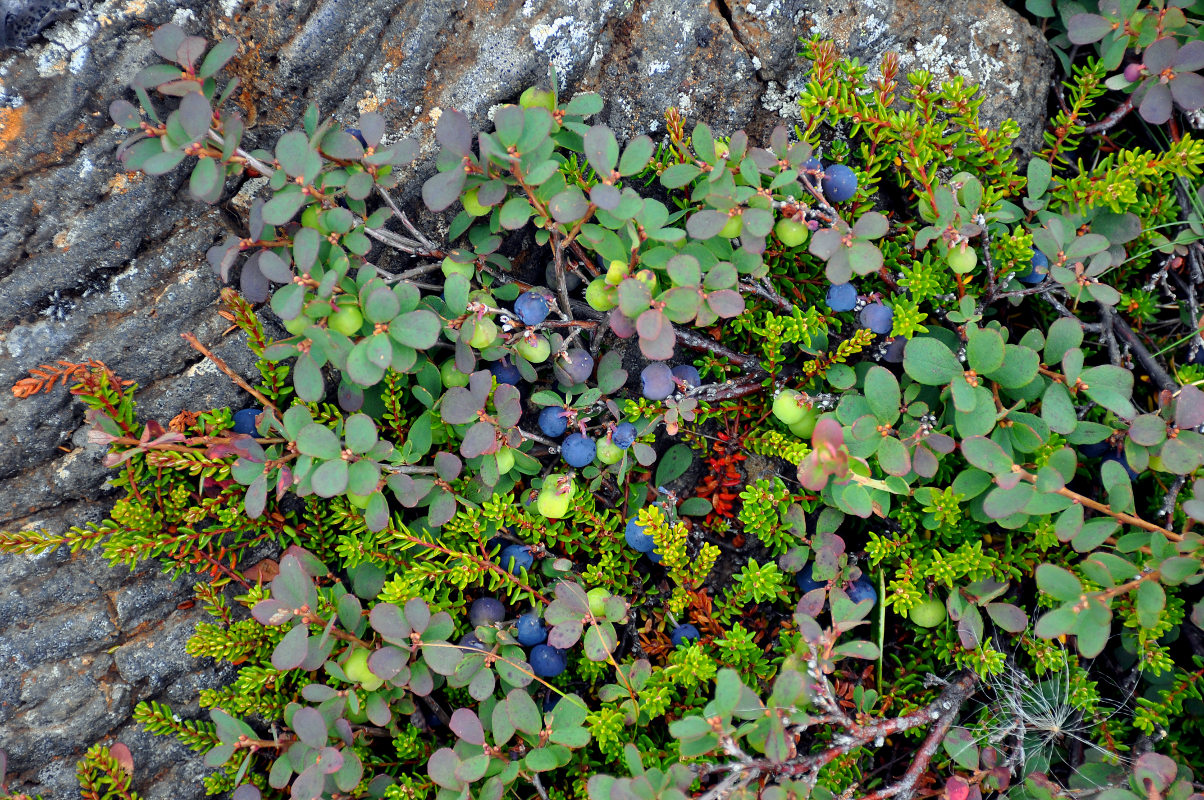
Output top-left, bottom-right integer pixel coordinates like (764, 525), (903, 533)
(0, 0), (1052, 796)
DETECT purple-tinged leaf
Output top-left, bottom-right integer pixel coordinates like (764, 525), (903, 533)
(292, 706), (328, 749)
(422, 168), (468, 212)
(240, 254), (269, 303)
(1066, 13), (1113, 44)
(985, 602), (1028, 632)
(1177, 40), (1204, 72)
(1171, 71), (1204, 111)
(1140, 81), (1174, 124)
(436, 108), (472, 156)
(449, 708), (486, 745)
(271, 623), (309, 670)
(1145, 37), (1180, 74)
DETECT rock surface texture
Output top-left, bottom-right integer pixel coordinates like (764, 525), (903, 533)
(0, 0), (1051, 794)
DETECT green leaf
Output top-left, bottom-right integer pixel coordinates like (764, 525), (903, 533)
(903, 338), (962, 385)
(1036, 563), (1083, 602)
(961, 436), (1012, 475)
(1135, 579), (1165, 628)
(311, 459), (349, 498)
(618, 135), (654, 176)
(660, 163), (701, 188)
(984, 344), (1040, 388)
(499, 197), (533, 230)
(655, 444), (693, 486)
(1027, 157), (1052, 199)
(1042, 382), (1078, 435)
(343, 414), (377, 454)
(864, 366), (900, 425)
(942, 727), (980, 771)
(966, 326), (1005, 374)
(297, 424), (341, 460)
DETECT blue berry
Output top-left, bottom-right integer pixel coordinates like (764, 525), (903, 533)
(469, 597), (505, 627)
(490, 357), (523, 385)
(670, 624), (701, 647)
(499, 544), (533, 575)
(624, 517), (655, 553)
(555, 348), (594, 385)
(648, 546), (663, 564)
(1103, 452), (1140, 480)
(641, 362), (675, 401)
(346, 128), (367, 147)
(859, 302), (894, 335)
(802, 156), (824, 176)
(529, 644), (567, 677)
(562, 433), (596, 467)
(612, 422), (637, 450)
(538, 406), (569, 438)
(514, 290), (552, 326)
(1019, 249), (1049, 285)
(458, 632), (487, 651)
(821, 164), (858, 203)
(796, 562), (825, 593)
(825, 283), (858, 312)
(845, 575), (877, 607)
(232, 408), (260, 435)
(671, 364), (700, 388)
(545, 263), (581, 291)
(883, 337), (906, 364)
(515, 612), (547, 647)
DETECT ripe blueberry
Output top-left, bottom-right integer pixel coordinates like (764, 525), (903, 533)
(232, 408), (260, 435)
(671, 364), (700, 388)
(624, 517), (655, 553)
(670, 623), (701, 647)
(1019, 249), (1049, 285)
(529, 644), (567, 677)
(821, 164), (858, 203)
(825, 283), (857, 312)
(796, 562), (825, 593)
(515, 612), (547, 647)
(859, 302), (894, 335)
(555, 348), (595, 385)
(490, 357), (524, 385)
(845, 575), (877, 607)
(641, 362), (675, 401)
(458, 632), (487, 651)
(612, 421), (637, 449)
(538, 406), (569, 438)
(469, 597), (505, 627)
(499, 544), (533, 575)
(514, 290), (552, 326)
(561, 433), (596, 467)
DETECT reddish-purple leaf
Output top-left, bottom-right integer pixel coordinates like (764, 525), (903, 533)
(1066, 13), (1113, 44)
(1145, 37), (1180, 74)
(435, 108), (472, 156)
(271, 623), (309, 670)
(1171, 71), (1204, 111)
(449, 708), (486, 745)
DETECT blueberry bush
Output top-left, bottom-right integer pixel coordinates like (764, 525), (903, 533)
(5, 6), (1204, 800)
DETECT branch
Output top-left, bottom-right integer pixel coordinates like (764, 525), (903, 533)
(181, 332), (280, 415)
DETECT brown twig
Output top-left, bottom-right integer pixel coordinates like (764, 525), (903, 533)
(1083, 98), (1133, 135)
(181, 333), (280, 415)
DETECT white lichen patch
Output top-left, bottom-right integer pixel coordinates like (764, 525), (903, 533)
(38, 13), (100, 77)
(529, 15), (585, 74)
(219, 0), (242, 17)
(0, 320), (70, 359)
(106, 264), (139, 308)
(170, 8), (197, 28)
(760, 77), (806, 121)
(646, 60), (670, 77)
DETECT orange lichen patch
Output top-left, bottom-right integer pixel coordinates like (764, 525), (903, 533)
(53, 231), (71, 250)
(357, 91), (382, 114)
(0, 107), (26, 153)
(105, 172), (144, 195)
